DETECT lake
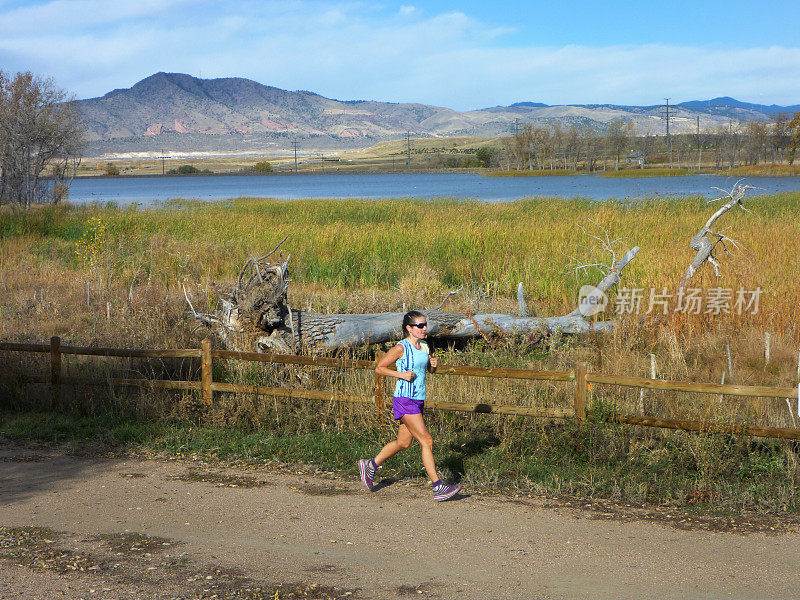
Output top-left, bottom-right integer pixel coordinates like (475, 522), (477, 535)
(66, 173), (800, 206)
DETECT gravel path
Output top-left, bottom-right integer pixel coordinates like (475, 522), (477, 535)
(1, 441), (799, 600)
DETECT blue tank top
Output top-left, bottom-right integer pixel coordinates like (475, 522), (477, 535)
(393, 339), (429, 400)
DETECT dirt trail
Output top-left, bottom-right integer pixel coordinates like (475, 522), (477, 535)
(1, 442), (799, 600)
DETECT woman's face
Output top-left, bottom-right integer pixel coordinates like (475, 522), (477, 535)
(406, 317), (428, 340)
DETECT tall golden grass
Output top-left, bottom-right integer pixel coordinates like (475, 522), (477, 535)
(724, 165), (800, 177)
(1, 193), (799, 424)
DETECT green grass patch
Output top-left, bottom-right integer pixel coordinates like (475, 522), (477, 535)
(0, 410), (380, 469)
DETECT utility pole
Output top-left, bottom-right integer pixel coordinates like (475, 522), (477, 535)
(696, 115), (701, 171)
(663, 98), (672, 169)
(291, 140), (299, 173)
(157, 151), (170, 175)
(728, 119), (735, 168)
(406, 132), (412, 169)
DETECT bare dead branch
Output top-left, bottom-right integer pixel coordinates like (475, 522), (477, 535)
(431, 287), (462, 311)
(679, 182), (754, 291)
(182, 282), (221, 327)
(261, 234), (289, 262)
(517, 282), (528, 317)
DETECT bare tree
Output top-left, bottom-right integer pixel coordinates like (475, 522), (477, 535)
(583, 125), (599, 172)
(0, 71), (84, 208)
(551, 122), (565, 169)
(770, 112), (790, 164)
(637, 134), (656, 168)
(566, 124), (581, 171)
(713, 123), (740, 169)
(607, 118), (635, 171)
(743, 120), (768, 166)
(532, 127), (551, 170)
(789, 111), (800, 165)
(518, 124), (534, 170)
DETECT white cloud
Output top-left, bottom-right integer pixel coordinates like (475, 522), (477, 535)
(318, 8), (347, 26)
(0, 0), (194, 33)
(0, 0), (798, 109)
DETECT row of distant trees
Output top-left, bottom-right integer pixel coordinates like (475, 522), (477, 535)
(492, 114), (800, 172)
(0, 70), (84, 207)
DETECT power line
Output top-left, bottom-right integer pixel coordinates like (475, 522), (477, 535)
(406, 132), (411, 169)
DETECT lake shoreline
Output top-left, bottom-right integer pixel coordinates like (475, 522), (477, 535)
(66, 167), (800, 181)
(62, 172), (800, 206)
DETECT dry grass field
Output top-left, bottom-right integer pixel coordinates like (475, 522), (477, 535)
(79, 136), (500, 176)
(2, 192), (800, 511)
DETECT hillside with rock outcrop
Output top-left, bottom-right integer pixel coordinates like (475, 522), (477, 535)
(75, 72), (799, 155)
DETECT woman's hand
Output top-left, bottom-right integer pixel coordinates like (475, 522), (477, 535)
(429, 356), (438, 369)
(400, 370), (416, 382)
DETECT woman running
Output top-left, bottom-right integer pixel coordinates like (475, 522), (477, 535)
(358, 310), (462, 501)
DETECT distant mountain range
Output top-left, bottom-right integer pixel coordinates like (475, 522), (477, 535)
(76, 73), (800, 157)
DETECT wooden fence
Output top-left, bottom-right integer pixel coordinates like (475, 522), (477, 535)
(1, 336), (799, 440)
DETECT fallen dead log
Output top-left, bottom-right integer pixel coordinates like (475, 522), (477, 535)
(188, 237), (639, 353)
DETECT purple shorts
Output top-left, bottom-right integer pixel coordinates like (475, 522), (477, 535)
(393, 396), (424, 421)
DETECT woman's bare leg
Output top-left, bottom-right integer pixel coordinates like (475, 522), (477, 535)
(398, 413), (439, 483)
(374, 423), (413, 466)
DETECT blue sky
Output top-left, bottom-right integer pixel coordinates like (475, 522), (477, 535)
(0, 0), (798, 110)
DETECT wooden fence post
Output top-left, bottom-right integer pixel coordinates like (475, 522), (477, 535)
(50, 336), (61, 409)
(574, 362), (587, 422)
(374, 351), (386, 418)
(201, 338), (213, 405)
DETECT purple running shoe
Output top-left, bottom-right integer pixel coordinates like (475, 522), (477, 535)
(358, 459), (375, 491)
(432, 481), (462, 502)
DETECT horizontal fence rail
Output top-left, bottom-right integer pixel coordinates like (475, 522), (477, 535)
(603, 414), (800, 441)
(1, 337), (799, 440)
(587, 372), (797, 399)
(435, 365), (574, 381)
(0, 341), (201, 359)
(212, 349), (374, 370)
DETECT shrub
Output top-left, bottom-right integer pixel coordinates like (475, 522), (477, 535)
(167, 165), (211, 175)
(253, 161), (273, 173)
(475, 147), (493, 168)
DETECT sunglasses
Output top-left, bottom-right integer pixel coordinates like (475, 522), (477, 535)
(410, 322), (428, 329)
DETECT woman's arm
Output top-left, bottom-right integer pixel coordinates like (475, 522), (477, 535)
(376, 344), (414, 381)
